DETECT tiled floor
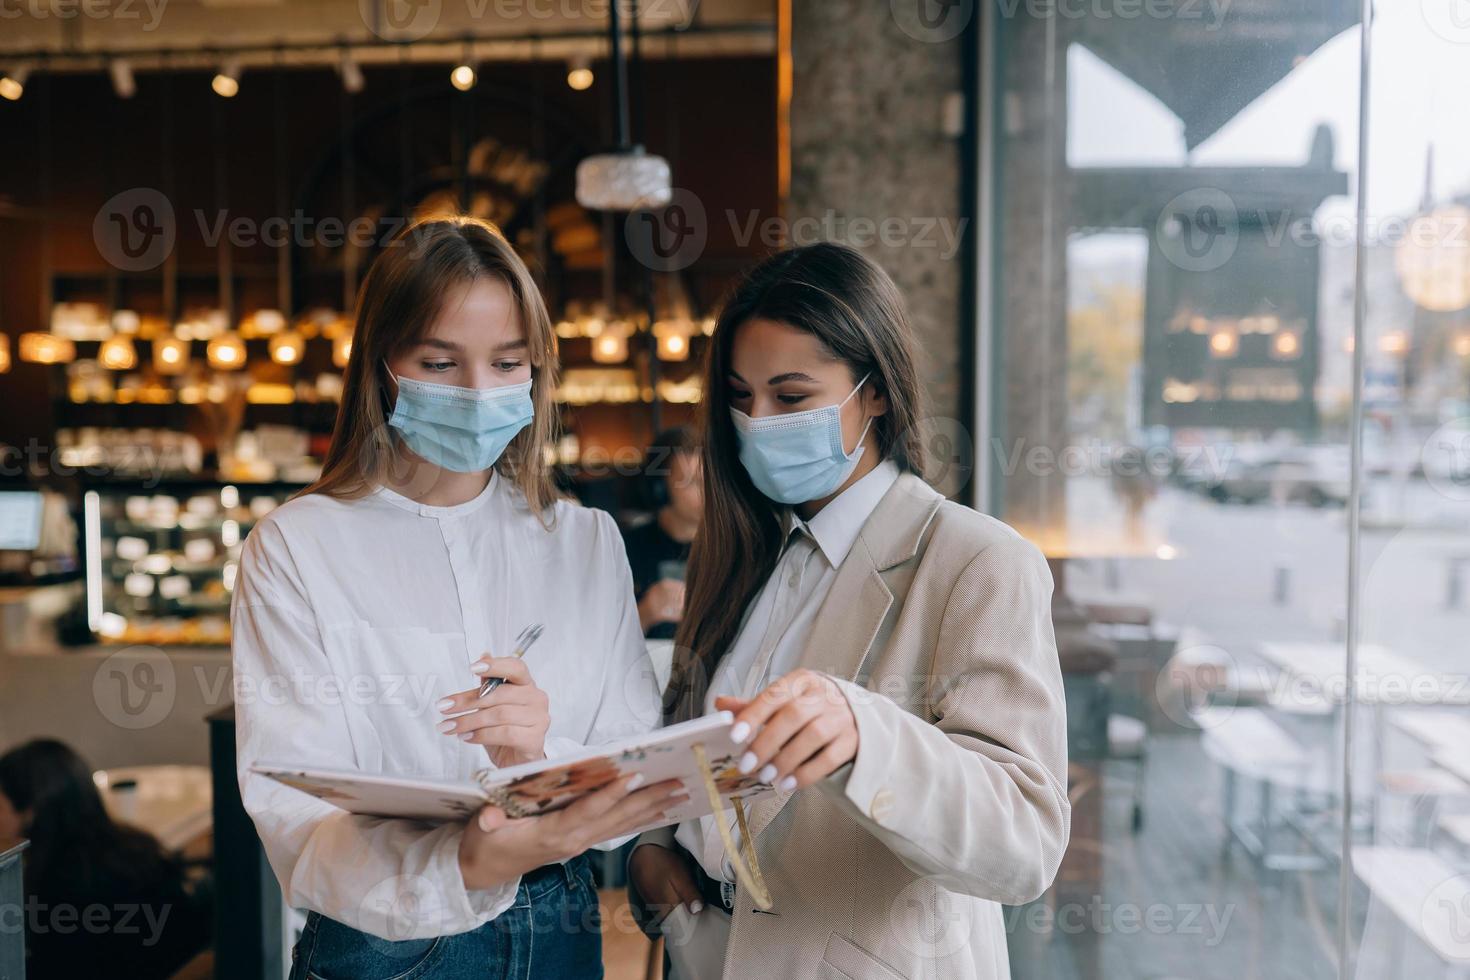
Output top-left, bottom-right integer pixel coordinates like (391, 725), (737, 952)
(1013, 734), (1348, 980)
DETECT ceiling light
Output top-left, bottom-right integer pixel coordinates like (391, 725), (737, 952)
(19, 332), (76, 364)
(0, 65), (30, 102)
(657, 332), (689, 361)
(110, 59), (136, 99)
(576, 147), (672, 211)
(207, 332), (247, 369)
(450, 63), (476, 91)
(567, 55), (593, 91)
(451, 40), (476, 92)
(590, 332), (628, 364)
(212, 59), (241, 98)
(338, 48), (364, 94)
(99, 335), (139, 371)
(268, 330), (304, 365)
(153, 335), (189, 374)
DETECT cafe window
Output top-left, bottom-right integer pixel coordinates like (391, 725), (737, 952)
(983, 0), (1470, 976)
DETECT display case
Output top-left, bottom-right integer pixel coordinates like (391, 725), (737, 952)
(82, 479), (305, 646)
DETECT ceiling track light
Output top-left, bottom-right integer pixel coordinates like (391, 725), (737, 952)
(450, 38), (477, 92)
(337, 46), (364, 94)
(0, 65), (31, 102)
(567, 54), (593, 91)
(212, 57), (241, 98)
(109, 58), (136, 98)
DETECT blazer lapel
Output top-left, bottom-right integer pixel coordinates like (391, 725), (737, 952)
(745, 473), (943, 840)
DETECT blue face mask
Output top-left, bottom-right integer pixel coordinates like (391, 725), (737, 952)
(731, 374), (874, 505)
(387, 369), (535, 473)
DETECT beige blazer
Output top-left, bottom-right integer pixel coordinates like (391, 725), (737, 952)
(636, 472), (1071, 980)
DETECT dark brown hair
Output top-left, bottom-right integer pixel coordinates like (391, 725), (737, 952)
(669, 243), (928, 721)
(0, 739), (178, 897)
(304, 215), (560, 519)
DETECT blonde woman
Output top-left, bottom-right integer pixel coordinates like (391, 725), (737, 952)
(629, 243), (1070, 979)
(233, 216), (683, 979)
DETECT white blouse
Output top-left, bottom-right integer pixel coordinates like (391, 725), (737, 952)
(674, 461), (900, 883)
(231, 474), (661, 940)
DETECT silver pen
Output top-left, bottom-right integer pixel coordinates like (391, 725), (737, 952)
(477, 623), (545, 698)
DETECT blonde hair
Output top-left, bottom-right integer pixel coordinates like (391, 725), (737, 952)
(303, 215), (560, 520)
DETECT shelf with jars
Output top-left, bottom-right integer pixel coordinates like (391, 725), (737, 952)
(81, 478), (306, 647)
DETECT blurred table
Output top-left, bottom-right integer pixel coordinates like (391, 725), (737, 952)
(1257, 642), (1470, 706)
(1353, 846), (1470, 968)
(95, 764), (213, 852)
(1258, 641), (1470, 841)
(1393, 711), (1470, 752)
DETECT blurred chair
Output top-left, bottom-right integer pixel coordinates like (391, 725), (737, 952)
(0, 841), (27, 980)
(1107, 714), (1148, 833)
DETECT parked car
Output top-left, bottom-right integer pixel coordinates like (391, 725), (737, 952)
(1204, 449), (1352, 507)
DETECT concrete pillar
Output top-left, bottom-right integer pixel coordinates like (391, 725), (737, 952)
(788, 0), (967, 430)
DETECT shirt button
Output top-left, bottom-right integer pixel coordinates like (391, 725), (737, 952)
(787, 571), (800, 589)
(870, 788), (896, 823)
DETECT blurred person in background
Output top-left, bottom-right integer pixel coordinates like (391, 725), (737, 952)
(623, 427), (703, 639)
(0, 739), (210, 980)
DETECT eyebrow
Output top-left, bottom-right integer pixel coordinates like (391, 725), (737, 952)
(417, 338), (528, 354)
(726, 369), (820, 386)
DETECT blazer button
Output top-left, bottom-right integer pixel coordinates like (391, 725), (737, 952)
(870, 788), (895, 823)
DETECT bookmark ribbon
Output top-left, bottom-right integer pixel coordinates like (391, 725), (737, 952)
(691, 742), (773, 911)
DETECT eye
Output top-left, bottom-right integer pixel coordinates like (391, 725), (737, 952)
(727, 385), (752, 401)
(776, 393), (809, 406)
(493, 359), (524, 372)
(421, 360), (455, 373)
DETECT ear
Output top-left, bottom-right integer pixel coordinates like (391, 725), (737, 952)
(862, 379), (889, 419)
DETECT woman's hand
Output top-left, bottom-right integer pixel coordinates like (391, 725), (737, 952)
(458, 774), (689, 891)
(438, 655), (551, 768)
(716, 668), (860, 792)
(637, 579), (686, 632)
(628, 842), (704, 925)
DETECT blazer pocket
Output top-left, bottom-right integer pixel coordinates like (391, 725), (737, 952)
(822, 932), (907, 980)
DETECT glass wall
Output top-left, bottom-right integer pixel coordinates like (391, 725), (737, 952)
(985, 1), (1470, 976)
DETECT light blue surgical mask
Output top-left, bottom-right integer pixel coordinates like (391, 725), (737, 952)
(731, 373), (874, 504)
(387, 368), (534, 473)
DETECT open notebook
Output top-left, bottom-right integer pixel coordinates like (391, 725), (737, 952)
(253, 711), (772, 832)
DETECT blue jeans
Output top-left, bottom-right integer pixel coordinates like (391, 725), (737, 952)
(288, 855), (603, 980)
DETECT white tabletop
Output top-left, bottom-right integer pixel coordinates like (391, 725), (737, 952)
(1391, 710), (1470, 751)
(95, 764), (213, 852)
(1257, 642), (1470, 707)
(1353, 846), (1470, 964)
(1195, 706), (1331, 792)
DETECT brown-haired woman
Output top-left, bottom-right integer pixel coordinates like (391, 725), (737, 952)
(629, 242), (1071, 980)
(232, 216), (683, 979)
